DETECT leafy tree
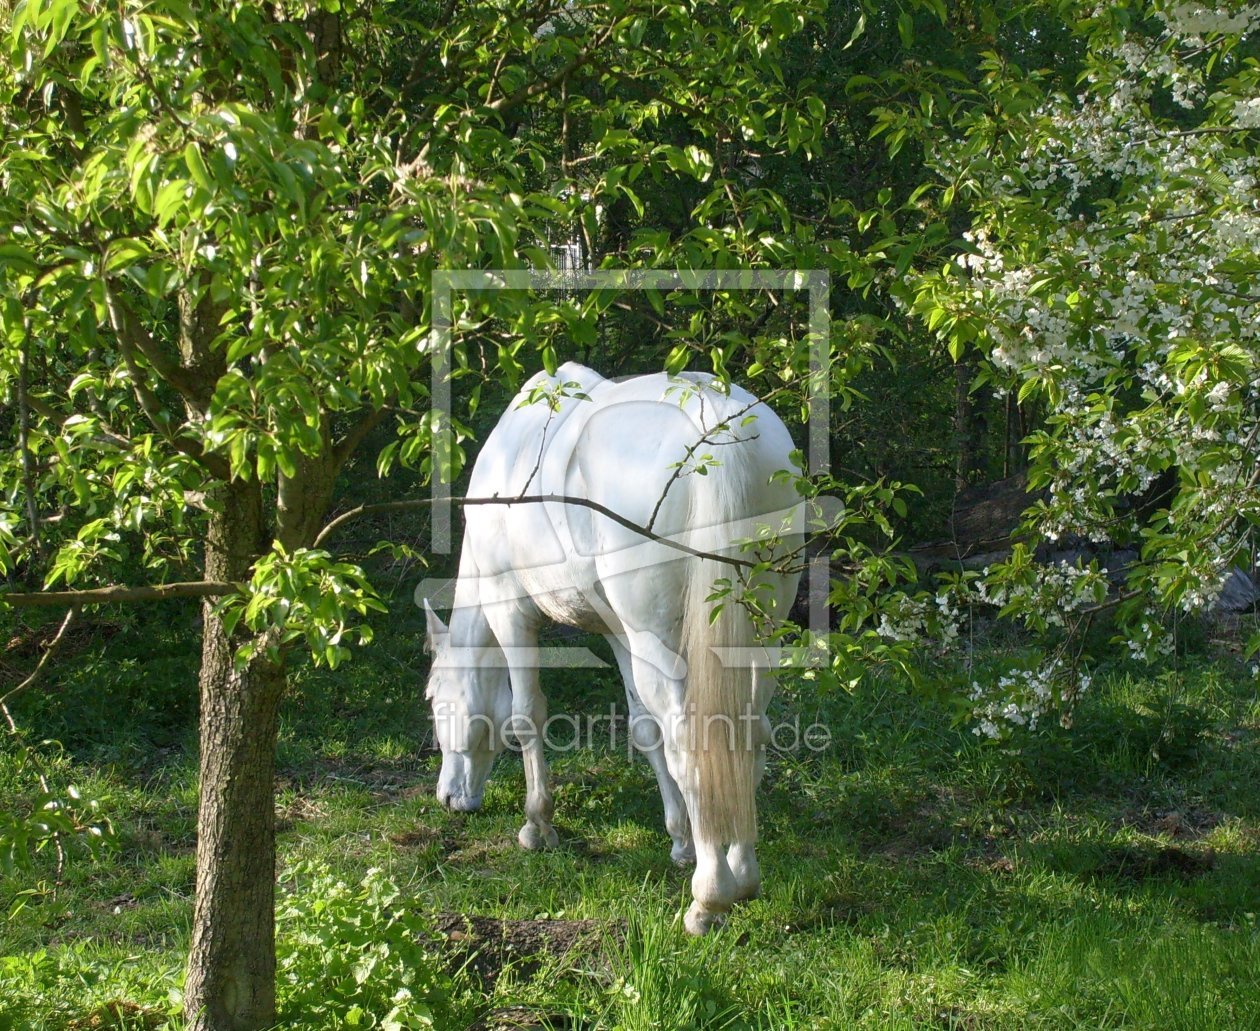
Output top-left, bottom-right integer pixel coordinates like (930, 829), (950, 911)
(903, 0), (1260, 733)
(0, 0), (826, 1026)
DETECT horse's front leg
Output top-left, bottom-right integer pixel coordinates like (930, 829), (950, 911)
(501, 639), (558, 851)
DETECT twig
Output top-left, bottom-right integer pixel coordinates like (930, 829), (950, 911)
(487, 21), (614, 114)
(645, 397), (763, 534)
(0, 608), (78, 884)
(0, 608), (78, 710)
(17, 314), (43, 559)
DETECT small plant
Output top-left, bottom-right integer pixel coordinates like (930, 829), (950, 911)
(275, 864), (456, 1030)
(602, 914), (741, 1030)
(0, 742), (112, 876)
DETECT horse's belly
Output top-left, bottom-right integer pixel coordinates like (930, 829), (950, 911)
(516, 570), (611, 633)
(538, 591), (610, 633)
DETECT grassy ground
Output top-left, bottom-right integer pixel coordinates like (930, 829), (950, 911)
(2, 597), (1260, 1029)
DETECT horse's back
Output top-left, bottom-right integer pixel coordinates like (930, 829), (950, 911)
(462, 363), (799, 630)
(466, 362), (607, 499)
(571, 370), (798, 536)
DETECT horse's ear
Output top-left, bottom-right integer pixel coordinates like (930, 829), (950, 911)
(422, 598), (448, 654)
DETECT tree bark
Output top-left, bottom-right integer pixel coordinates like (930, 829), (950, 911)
(184, 479), (283, 1031)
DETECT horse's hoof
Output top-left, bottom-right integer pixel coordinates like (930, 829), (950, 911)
(671, 843), (696, 867)
(518, 822), (559, 850)
(733, 883), (760, 902)
(684, 902), (728, 936)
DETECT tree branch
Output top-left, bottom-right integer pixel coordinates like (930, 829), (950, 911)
(102, 280), (211, 405)
(25, 392), (132, 450)
(487, 22), (614, 115)
(333, 406), (392, 470)
(103, 284), (232, 480)
(0, 608), (78, 710)
(2, 490), (772, 613)
(313, 493), (759, 570)
(17, 318), (43, 560)
(0, 581), (241, 609)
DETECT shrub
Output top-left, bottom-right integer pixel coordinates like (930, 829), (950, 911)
(275, 864), (455, 1030)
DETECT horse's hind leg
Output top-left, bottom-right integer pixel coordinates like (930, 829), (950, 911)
(662, 720), (739, 934)
(683, 818), (738, 935)
(726, 842), (760, 902)
(599, 619), (737, 931)
(680, 705), (772, 927)
(608, 637), (694, 866)
(727, 710), (771, 901)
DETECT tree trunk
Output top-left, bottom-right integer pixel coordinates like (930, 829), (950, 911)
(184, 480), (284, 1031)
(953, 358), (984, 490)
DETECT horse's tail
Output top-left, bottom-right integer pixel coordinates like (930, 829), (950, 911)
(678, 451), (765, 847)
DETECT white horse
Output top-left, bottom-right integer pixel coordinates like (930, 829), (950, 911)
(423, 362), (802, 934)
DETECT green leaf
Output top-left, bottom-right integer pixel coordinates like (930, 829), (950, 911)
(153, 178), (190, 228)
(897, 10), (914, 49)
(104, 238), (152, 271)
(843, 11), (866, 50)
(0, 244), (38, 274)
(184, 142), (212, 191)
(665, 343), (691, 376)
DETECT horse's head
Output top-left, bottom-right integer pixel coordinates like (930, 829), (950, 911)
(423, 600), (512, 812)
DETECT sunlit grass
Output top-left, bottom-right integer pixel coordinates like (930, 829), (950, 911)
(3, 602), (1260, 1027)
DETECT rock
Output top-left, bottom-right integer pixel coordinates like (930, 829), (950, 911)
(910, 474), (1039, 571)
(1214, 568), (1259, 614)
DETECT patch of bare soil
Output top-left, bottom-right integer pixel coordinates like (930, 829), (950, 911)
(276, 753), (436, 801)
(1, 618), (121, 681)
(389, 826), (452, 849)
(275, 793), (329, 830)
(432, 913), (619, 989)
(1118, 806), (1224, 841)
(783, 893), (876, 934)
(444, 835), (522, 866)
(1096, 842), (1216, 881)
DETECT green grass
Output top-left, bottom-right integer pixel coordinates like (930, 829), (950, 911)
(3, 600), (1260, 1028)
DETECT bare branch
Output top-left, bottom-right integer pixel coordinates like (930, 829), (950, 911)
(0, 608), (78, 710)
(0, 581), (240, 609)
(3, 487), (772, 614)
(313, 493), (758, 570)
(333, 406), (392, 470)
